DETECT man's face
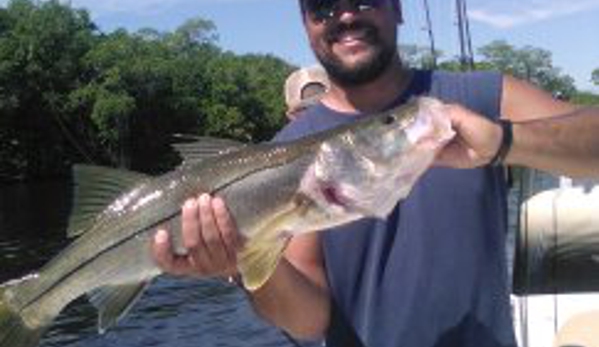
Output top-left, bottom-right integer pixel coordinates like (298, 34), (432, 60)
(301, 0), (401, 86)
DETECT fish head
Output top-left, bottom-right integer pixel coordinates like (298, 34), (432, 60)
(351, 97), (455, 167)
(301, 97), (455, 220)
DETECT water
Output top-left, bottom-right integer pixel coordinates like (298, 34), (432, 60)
(0, 180), (317, 347)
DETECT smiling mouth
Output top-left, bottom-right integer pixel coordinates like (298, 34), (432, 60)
(340, 27), (370, 39)
(332, 29), (370, 46)
(326, 21), (376, 43)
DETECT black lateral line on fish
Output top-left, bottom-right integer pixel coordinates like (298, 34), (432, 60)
(14, 150), (309, 314)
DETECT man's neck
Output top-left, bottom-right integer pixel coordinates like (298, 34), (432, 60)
(321, 60), (413, 114)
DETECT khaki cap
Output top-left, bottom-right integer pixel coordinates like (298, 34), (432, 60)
(284, 65), (330, 110)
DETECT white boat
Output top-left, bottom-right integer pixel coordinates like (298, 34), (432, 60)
(512, 169), (599, 347)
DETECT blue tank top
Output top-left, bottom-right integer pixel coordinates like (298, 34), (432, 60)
(274, 70), (516, 347)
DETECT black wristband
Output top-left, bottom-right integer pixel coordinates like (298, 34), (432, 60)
(489, 119), (513, 166)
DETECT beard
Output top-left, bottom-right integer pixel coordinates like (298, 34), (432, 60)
(315, 20), (396, 87)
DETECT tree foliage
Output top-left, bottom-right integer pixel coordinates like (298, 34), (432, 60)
(477, 40), (576, 99)
(401, 41), (592, 102)
(0, 0), (97, 178)
(0, 0), (293, 180)
(399, 44), (441, 70)
(592, 68), (599, 87)
(570, 91), (599, 106)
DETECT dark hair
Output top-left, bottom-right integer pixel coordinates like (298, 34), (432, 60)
(298, 0), (306, 13)
(298, 0), (401, 16)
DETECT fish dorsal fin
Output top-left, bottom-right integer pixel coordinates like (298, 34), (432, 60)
(172, 137), (246, 164)
(87, 281), (150, 334)
(68, 165), (149, 238)
(238, 232), (291, 291)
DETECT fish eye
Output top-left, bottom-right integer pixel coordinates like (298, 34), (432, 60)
(382, 114), (395, 125)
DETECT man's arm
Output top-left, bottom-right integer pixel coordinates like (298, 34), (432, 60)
(436, 75), (599, 178)
(250, 233), (330, 339)
(151, 194), (330, 340)
(501, 75), (599, 178)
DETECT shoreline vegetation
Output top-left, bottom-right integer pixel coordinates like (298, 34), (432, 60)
(0, 0), (598, 183)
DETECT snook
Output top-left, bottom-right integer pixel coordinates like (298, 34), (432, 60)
(0, 97), (454, 347)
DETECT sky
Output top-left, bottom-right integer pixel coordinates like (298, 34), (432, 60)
(2, 0), (599, 92)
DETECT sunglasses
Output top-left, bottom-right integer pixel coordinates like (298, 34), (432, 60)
(302, 0), (387, 22)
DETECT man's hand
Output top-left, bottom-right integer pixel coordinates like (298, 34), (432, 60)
(151, 193), (242, 278)
(435, 104), (504, 169)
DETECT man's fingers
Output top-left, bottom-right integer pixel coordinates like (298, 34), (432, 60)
(198, 194), (230, 268)
(182, 199), (201, 250)
(152, 194), (241, 278)
(180, 194), (210, 272)
(153, 229), (202, 276)
(152, 229), (173, 266)
(437, 103), (505, 168)
(153, 229), (183, 274)
(212, 196), (240, 265)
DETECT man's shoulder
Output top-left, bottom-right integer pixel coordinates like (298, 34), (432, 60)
(426, 69), (503, 120)
(429, 69), (502, 86)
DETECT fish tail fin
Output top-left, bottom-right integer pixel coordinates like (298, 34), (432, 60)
(0, 277), (47, 347)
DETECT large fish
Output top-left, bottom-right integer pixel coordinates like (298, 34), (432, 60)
(0, 97), (454, 347)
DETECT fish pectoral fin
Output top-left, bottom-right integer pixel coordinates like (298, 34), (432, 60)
(238, 233), (291, 292)
(68, 165), (150, 238)
(87, 281), (150, 334)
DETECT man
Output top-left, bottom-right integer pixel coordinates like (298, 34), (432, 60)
(152, 0), (599, 346)
(284, 65), (329, 119)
